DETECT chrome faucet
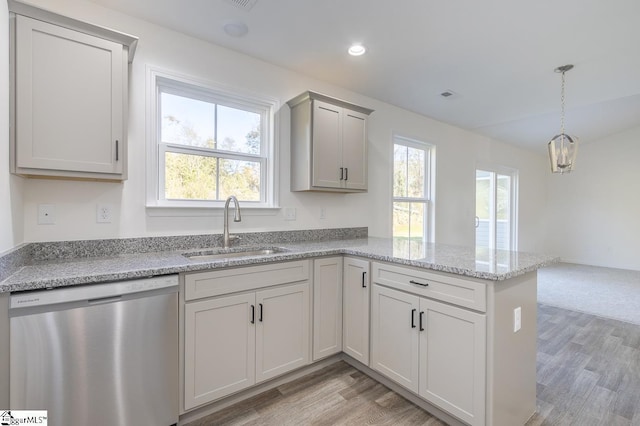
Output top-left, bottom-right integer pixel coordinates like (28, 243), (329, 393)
(223, 195), (242, 248)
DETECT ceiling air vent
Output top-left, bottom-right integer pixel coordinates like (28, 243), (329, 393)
(223, 0), (258, 11)
(440, 90), (458, 98)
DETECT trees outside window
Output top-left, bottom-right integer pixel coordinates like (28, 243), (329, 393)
(392, 137), (433, 242)
(149, 71), (276, 209)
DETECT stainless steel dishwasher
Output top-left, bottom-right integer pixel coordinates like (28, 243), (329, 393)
(9, 275), (179, 426)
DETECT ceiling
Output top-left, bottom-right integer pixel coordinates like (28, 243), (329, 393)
(89, 0), (640, 154)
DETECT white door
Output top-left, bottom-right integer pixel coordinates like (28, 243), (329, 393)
(371, 285), (420, 393)
(342, 257), (370, 364)
(15, 15), (123, 174)
(475, 168), (517, 251)
(313, 257), (343, 360)
(184, 293), (256, 409)
(255, 282), (310, 383)
(342, 110), (368, 190)
(418, 298), (486, 426)
(312, 100), (342, 188)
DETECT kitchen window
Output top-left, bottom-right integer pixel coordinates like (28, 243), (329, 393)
(392, 136), (434, 242)
(147, 69), (277, 210)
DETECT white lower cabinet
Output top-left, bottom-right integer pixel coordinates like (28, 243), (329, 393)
(312, 257), (343, 361)
(371, 285), (420, 392)
(183, 263), (311, 411)
(184, 293), (256, 410)
(342, 257), (370, 364)
(256, 283), (311, 383)
(371, 284), (486, 426)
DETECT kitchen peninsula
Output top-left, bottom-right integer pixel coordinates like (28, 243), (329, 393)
(0, 228), (556, 426)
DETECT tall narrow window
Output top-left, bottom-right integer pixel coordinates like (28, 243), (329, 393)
(392, 136), (433, 241)
(148, 70), (277, 209)
(475, 168), (518, 251)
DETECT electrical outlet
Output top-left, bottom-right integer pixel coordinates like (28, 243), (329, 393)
(283, 207), (296, 221)
(513, 306), (522, 333)
(97, 204), (113, 223)
(320, 208), (326, 219)
(38, 204), (56, 225)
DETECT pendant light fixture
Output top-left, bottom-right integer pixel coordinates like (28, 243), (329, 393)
(548, 64), (578, 174)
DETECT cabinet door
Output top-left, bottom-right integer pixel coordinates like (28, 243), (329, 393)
(371, 285), (420, 393)
(256, 282), (311, 383)
(419, 298), (486, 426)
(184, 293), (256, 410)
(311, 100), (343, 188)
(15, 15), (124, 175)
(313, 257), (343, 361)
(342, 110), (368, 190)
(342, 257), (370, 364)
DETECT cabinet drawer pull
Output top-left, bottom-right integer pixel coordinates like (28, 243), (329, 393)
(115, 140), (119, 161)
(250, 304), (255, 324)
(419, 311), (425, 331)
(409, 280), (429, 287)
(344, 167), (348, 181)
(339, 168), (344, 180)
(362, 271), (367, 288)
(411, 308), (416, 328)
(259, 303), (263, 322)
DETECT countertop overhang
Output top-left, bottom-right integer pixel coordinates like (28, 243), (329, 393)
(0, 237), (558, 293)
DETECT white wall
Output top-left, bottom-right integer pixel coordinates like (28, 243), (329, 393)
(11, 0), (548, 252)
(544, 126), (640, 270)
(0, 1), (24, 253)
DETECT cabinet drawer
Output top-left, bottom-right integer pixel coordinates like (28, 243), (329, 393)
(371, 262), (486, 312)
(185, 260), (310, 301)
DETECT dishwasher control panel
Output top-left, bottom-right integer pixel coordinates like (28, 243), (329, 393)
(10, 274), (179, 309)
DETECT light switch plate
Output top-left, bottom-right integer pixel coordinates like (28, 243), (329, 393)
(513, 306), (522, 332)
(283, 207), (296, 221)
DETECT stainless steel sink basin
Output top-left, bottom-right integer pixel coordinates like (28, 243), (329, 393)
(183, 247), (288, 261)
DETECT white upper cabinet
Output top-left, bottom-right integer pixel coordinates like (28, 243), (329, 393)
(288, 91), (373, 192)
(9, 1), (137, 181)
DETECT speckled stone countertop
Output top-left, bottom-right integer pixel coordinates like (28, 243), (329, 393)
(0, 233), (558, 293)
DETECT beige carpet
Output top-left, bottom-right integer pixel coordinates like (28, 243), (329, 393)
(537, 262), (640, 325)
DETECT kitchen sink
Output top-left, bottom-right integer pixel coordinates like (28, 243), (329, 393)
(183, 247), (289, 261)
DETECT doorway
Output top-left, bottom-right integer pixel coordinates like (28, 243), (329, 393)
(475, 168), (517, 251)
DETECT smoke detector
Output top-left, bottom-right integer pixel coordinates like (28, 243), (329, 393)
(223, 0), (258, 11)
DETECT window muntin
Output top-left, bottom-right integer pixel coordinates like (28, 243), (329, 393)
(153, 74), (274, 207)
(392, 137), (432, 241)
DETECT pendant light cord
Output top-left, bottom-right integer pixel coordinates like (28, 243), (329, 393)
(560, 71), (566, 135)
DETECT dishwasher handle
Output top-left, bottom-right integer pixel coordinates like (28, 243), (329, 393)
(88, 295), (123, 305)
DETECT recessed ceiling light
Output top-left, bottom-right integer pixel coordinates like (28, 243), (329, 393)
(348, 44), (366, 56)
(223, 20), (249, 37)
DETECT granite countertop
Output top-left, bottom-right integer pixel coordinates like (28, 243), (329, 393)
(0, 236), (558, 293)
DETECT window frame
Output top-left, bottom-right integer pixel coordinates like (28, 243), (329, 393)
(146, 67), (279, 213)
(391, 135), (435, 242)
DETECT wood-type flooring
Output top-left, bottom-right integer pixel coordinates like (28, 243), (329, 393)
(186, 304), (640, 426)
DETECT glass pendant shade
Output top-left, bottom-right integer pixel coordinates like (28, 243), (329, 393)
(548, 133), (578, 173)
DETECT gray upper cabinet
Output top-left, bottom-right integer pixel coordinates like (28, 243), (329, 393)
(9, 1), (137, 181)
(288, 91), (373, 192)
